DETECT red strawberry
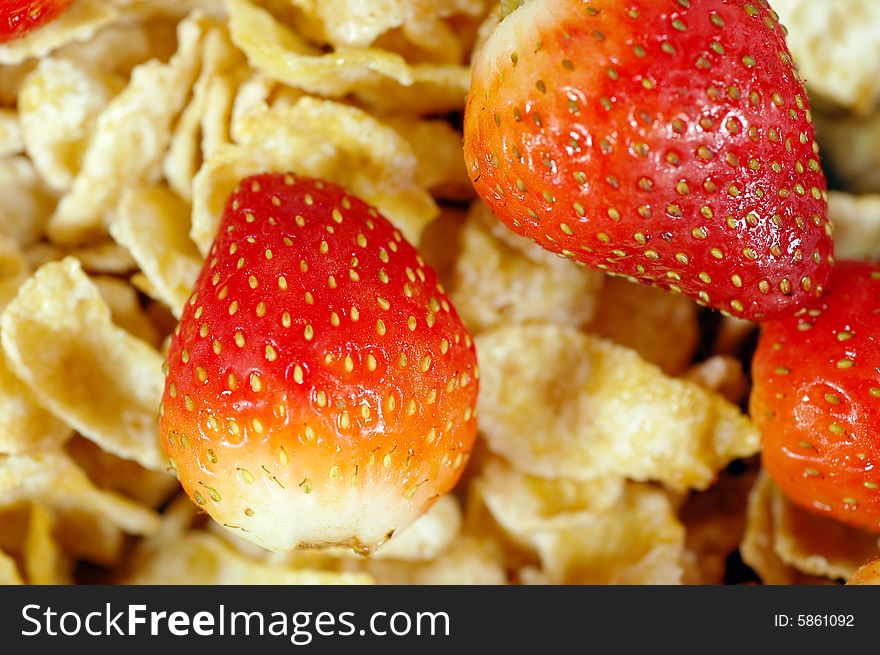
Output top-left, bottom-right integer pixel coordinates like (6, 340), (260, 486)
(159, 173), (479, 552)
(463, 0), (833, 320)
(751, 261), (880, 532)
(0, 0), (73, 43)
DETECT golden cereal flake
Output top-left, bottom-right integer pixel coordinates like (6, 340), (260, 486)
(586, 277), (699, 376)
(163, 25), (246, 200)
(684, 356), (749, 405)
(814, 111), (880, 194)
(362, 535), (507, 585)
(0, 157), (57, 247)
(123, 530), (374, 584)
(770, 477), (880, 581)
(476, 324), (759, 490)
(226, 0), (471, 115)
(0, 451), (160, 539)
(0, 109), (22, 157)
(0, 238), (72, 456)
(387, 117), (474, 201)
(0, 547), (22, 585)
(773, 0), (880, 114)
(91, 275), (162, 346)
(740, 472), (861, 584)
(0, 258), (166, 471)
(475, 458), (684, 584)
(47, 13), (209, 244)
(22, 504), (72, 585)
(452, 202), (603, 333)
(18, 57), (125, 191)
(110, 186), (202, 318)
(287, 0), (486, 55)
(827, 191), (880, 262)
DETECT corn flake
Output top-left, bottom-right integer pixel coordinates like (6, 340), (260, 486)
(56, 13), (181, 75)
(111, 186), (202, 317)
(18, 57), (125, 192)
(23, 240), (139, 276)
(0, 109), (22, 157)
(0, 238), (71, 456)
(685, 356), (749, 405)
(164, 25), (246, 200)
(773, 0), (880, 115)
(0, 235), (29, 310)
(452, 203), (604, 333)
(227, 0), (470, 115)
(387, 117), (473, 202)
(375, 0), (488, 65)
(475, 456), (626, 537)
(288, 0), (486, 53)
(23, 504), (72, 585)
(124, 531), (374, 584)
(363, 535), (506, 585)
(71, 241), (139, 275)
(530, 505), (684, 585)
(0, 60), (36, 106)
(740, 472), (837, 585)
(587, 277), (700, 375)
(0, 499), (126, 568)
(1, 258), (166, 470)
(476, 324), (760, 489)
(231, 97), (437, 241)
(680, 467), (757, 584)
(66, 436), (177, 509)
(0, 547), (22, 585)
(0, 362), (72, 455)
(815, 110), (880, 194)
(370, 494), (462, 561)
(475, 458), (683, 584)
(48, 13), (208, 244)
(827, 191), (880, 262)
(109, 0), (229, 21)
(0, 451), (161, 539)
(91, 275), (162, 346)
(770, 479), (880, 581)
(0, 157), (57, 247)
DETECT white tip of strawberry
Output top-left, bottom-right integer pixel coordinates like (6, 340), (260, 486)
(202, 465), (436, 553)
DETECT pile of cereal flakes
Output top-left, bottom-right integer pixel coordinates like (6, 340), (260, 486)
(0, 0), (878, 585)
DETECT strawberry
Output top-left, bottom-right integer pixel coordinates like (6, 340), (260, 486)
(0, 0), (73, 43)
(750, 261), (880, 532)
(159, 173), (479, 552)
(463, 0), (833, 320)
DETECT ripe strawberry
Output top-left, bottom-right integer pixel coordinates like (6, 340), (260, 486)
(463, 0), (833, 320)
(751, 261), (880, 532)
(159, 173), (479, 552)
(0, 0), (73, 43)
